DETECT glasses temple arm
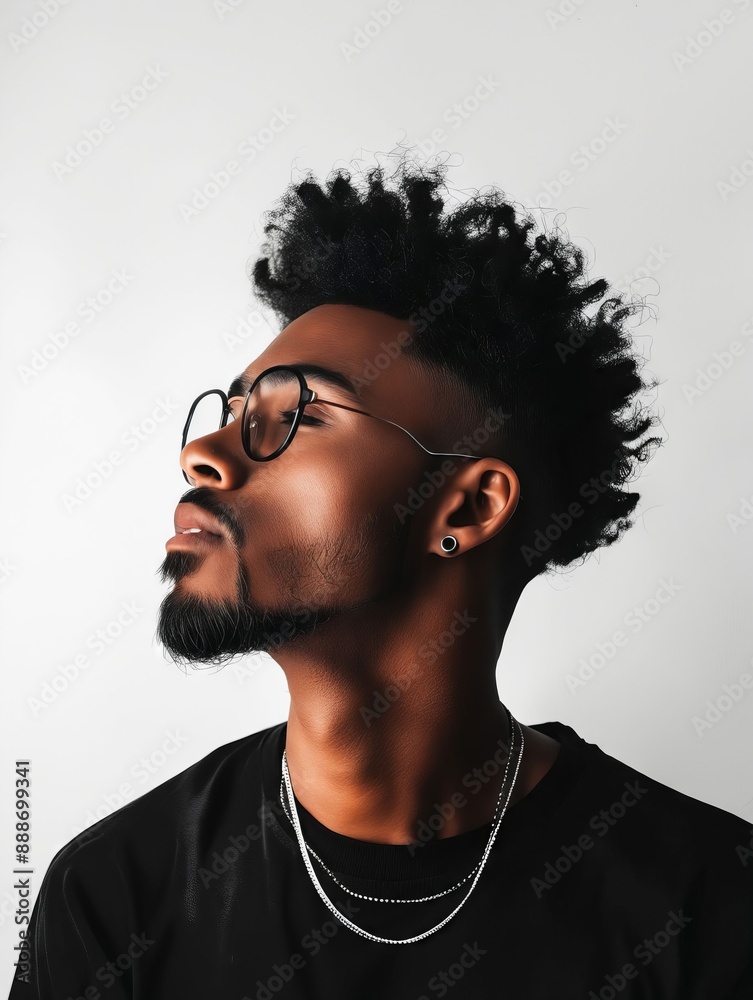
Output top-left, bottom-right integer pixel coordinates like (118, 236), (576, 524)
(310, 396), (480, 460)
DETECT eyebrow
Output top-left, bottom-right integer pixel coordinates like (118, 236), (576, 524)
(227, 363), (362, 403)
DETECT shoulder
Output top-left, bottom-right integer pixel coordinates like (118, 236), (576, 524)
(15, 722), (285, 994)
(44, 720), (286, 886)
(537, 722), (753, 989)
(536, 721), (753, 861)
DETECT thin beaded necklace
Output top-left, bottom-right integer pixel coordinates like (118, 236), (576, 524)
(277, 713), (516, 904)
(279, 708), (524, 944)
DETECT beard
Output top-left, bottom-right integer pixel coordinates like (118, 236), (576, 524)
(154, 510), (407, 669)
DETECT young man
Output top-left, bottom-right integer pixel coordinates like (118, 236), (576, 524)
(10, 157), (752, 999)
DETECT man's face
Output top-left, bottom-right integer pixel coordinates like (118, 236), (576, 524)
(155, 303), (462, 666)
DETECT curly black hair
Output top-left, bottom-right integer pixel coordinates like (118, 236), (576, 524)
(249, 150), (664, 583)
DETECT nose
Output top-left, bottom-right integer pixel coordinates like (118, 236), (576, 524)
(180, 423), (250, 489)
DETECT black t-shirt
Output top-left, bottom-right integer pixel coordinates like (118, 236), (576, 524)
(8, 720), (753, 999)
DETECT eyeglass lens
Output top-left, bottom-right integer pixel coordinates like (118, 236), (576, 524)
(184, 369), (303, 460)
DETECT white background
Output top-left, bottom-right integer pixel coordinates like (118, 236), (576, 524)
(2, 0), (753, 987)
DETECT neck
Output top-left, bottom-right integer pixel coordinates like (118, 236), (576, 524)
(277, 583), (524, 846)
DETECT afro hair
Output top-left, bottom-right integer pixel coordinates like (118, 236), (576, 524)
(249, 151), (664, 583)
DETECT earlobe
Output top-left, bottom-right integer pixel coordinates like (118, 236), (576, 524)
(430, 463), (519, 559)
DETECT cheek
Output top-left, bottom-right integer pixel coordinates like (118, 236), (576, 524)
(283, 443), (407, 514)
(235, 454), (409, 592)
(279, 460), (383, 535)
(233, 463), (357, 581)
(320, 448), (413, 518)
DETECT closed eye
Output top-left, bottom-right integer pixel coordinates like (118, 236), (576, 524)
(279, 410), (326, 426)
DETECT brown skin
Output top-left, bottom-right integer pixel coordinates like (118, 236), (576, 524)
(169, 303), (560, 845)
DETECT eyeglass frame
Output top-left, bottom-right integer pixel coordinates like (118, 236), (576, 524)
(180, 364), (494, 485)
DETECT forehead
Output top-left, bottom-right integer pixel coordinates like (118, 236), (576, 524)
(237, 304), (451, 442)
(251, 303), (412, 378)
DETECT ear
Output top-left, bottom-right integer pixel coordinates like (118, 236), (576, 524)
(428, 460), (521, 558)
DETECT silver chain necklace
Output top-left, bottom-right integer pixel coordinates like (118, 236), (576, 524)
(279, 774), (489, 903)
(277, 711), (516, 904)
(279, 709), (524, 944)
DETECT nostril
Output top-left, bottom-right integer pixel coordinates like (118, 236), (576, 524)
(192, 465), (222, 482)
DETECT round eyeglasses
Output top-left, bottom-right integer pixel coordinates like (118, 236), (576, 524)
(180, 364), (485, 486)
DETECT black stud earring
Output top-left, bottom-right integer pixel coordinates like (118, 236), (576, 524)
(440, 535), (458, 554)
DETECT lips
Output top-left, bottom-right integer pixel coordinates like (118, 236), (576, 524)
(173, 502), (225, 539)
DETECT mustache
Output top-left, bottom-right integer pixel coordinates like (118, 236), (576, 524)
(179, 486), (243, 546)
